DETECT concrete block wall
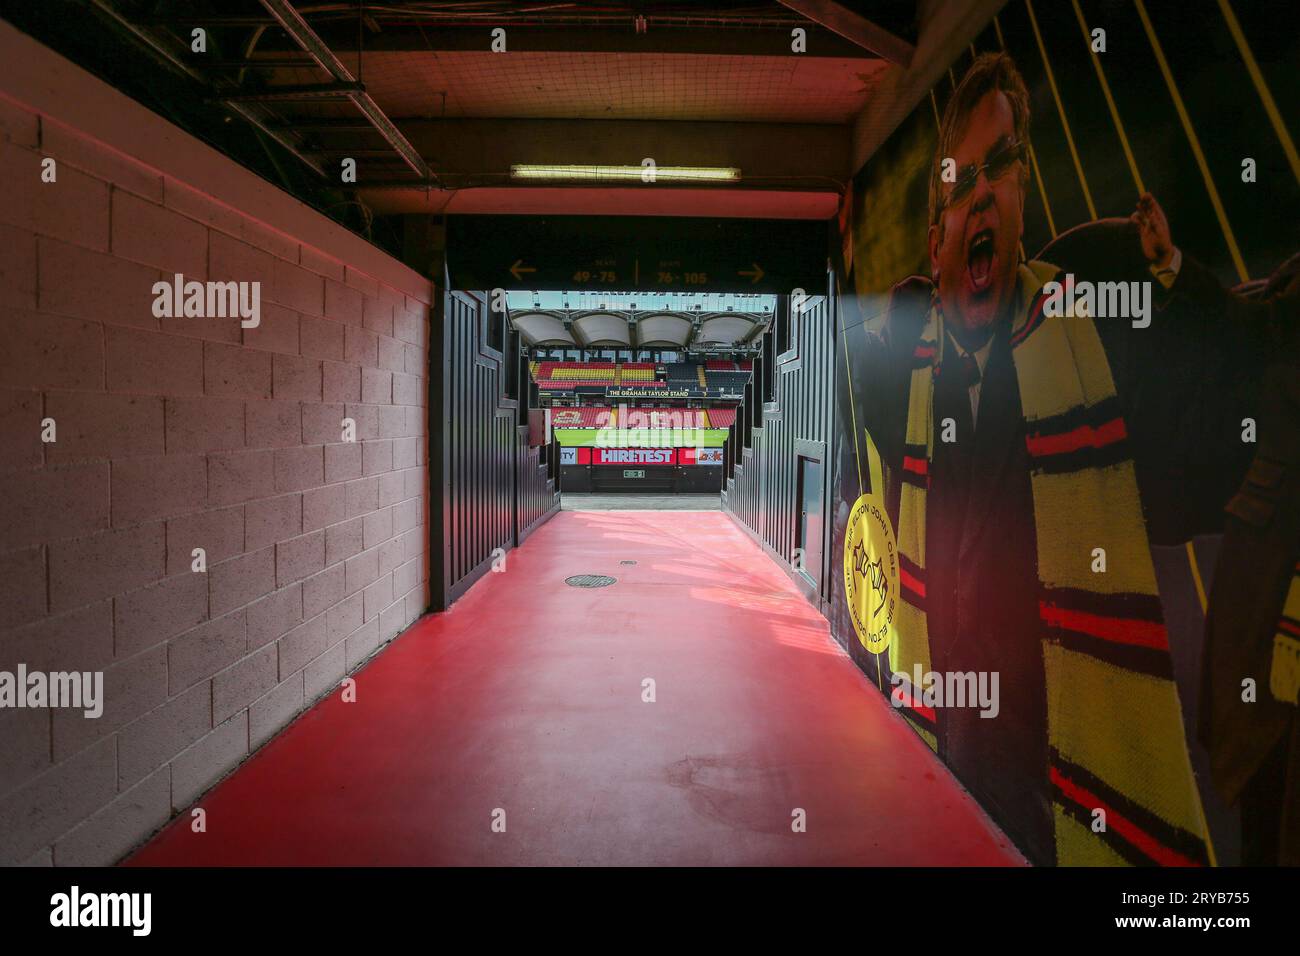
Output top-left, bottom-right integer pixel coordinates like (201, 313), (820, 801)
(0, 89), (432, 865)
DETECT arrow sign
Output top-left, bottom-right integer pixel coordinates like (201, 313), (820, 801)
(448, 218), (825, 292)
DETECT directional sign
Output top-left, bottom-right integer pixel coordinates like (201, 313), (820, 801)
(446, 216), (828, 294)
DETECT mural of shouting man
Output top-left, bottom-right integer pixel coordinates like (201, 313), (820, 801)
(850, 51), (1290, 866)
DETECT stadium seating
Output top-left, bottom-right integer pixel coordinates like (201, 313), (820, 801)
(622, 408), (710, 428)
(550, 407), (617, 427)
(704, 370), (750, 391)
(664, 363), (700, 386)
(545, 405), (739, 431)
(536, 362), (617, 385)
(531, 360), (752, 398)
(618, 362), (657, 384)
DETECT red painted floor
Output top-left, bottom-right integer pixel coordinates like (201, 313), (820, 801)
(128, 511), (1023, 866)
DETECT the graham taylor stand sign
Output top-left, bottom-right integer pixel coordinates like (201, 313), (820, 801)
(446, 216), (828, 294)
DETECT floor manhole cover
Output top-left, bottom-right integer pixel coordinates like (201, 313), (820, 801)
(566, 574), (617, 588)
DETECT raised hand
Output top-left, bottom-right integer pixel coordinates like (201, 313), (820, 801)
(1131, 192), (1174, 270)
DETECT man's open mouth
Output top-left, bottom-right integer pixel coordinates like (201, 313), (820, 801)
(967, 228), (995, 292)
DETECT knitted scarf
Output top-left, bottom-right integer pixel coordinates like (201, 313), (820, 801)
(1273, 561), (1300, 706)
(888, 260), (1213, 866)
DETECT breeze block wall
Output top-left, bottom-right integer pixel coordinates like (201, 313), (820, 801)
(0, 26), (433, 866)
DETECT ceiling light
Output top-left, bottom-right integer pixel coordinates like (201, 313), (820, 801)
(510, 165), (740, 183)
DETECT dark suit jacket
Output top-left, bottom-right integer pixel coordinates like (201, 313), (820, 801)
(1187, 268), (1300, 864)
(1198, 365), (1300, 862)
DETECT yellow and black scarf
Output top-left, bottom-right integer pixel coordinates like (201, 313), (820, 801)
(1273, 562), (1300, 706)
(887, 260), (1213, 866)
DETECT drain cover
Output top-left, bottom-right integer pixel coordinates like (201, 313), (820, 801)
(566, 574), (617, 588)
(620, 560), (637, 566)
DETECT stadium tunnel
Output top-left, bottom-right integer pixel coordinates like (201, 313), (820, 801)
(3, 0), (1294, 871)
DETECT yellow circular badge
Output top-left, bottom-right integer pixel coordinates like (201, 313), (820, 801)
(843, 492), (899, 654)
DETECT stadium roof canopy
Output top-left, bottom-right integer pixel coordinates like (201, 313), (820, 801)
(507, 291), (775, 349)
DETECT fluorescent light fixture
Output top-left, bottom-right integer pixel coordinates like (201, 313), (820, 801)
(510, 164), (740, 183)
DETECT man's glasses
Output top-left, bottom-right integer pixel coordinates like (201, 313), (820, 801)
(940, 139), (1027, 212)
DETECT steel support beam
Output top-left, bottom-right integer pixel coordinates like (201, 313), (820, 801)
(207, 57), (319, 69)
(255, 0), (433, 182)
(86, 0), (330, 178)
(303, 148), (418, 157)
(849, 0), (1007, 173)
(777, 0), (915, 66)
(218, 82), (364, 102)
(269, 118), (383, 131)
